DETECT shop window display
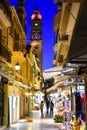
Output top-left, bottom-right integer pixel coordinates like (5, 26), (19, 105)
(53, 86), (86, 130)
(70, 86), (86, 130)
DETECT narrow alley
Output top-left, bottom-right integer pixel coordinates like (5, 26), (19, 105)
(0, 0), (87, 130)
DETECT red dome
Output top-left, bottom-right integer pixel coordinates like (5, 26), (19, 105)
(31, 9), (42, 20)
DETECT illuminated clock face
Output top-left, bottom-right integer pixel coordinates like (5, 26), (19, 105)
(34, 23), (38, 26)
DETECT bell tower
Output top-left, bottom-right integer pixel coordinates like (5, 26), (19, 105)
(31, 7), (42, 71)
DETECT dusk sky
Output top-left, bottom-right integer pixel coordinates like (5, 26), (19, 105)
(9, 0), (58, 70)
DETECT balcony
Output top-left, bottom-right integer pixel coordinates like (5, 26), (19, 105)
(13, 41), (23, 51)
(0, 0), (12, 21)
(0, 37), (11, 62)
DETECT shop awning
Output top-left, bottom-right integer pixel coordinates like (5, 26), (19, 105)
(43, 66), (63, 80)
(43, 66), (76, 92)
(47, 81), (64, 93)
(43, 66), (76, 80)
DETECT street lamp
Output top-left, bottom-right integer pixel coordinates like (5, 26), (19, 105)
(15, 62), (20, 70)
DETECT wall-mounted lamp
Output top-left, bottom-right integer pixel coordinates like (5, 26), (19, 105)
(34, 82), (37, 87)
(15, 62), (20, 70)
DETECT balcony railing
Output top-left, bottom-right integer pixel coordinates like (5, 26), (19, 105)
(0, 0), (12, 21)
(0, 37), (11, 62)
(13, 41), (23, 51)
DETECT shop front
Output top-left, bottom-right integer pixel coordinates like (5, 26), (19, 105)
(8, 95), (20, 124)
(33, 91), (44, 110)
(70, 85), (86, 129)
(8, 82), (30, 123)
(48, 82), (86, 129)
(61, 83), (86, 129)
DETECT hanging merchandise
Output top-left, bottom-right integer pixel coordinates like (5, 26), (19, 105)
(54, 94), (64, 123)
(70, 115), (81, 130)
(74, 92), (81, 119)
(81, 93), (86, 122)
(62, 99), (72, 130)
(70, 85), (86, 130)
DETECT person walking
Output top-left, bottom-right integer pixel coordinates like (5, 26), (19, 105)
(50, 101), (54, 117)
(46, 99), (50, 115)
(40, 100), (44, 117)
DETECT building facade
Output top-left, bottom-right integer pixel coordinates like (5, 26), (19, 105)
(53, 0), (87, 129)
(53, 0), (81, 66)
(0, 0), (31, 127)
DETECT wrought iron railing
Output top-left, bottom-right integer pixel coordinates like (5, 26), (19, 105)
(0, 37), (11, 62)
(13, 40), (23, 51)
(0, 0), (12, 21)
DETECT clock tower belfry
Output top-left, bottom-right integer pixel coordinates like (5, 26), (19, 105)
(31, 7), (42, 71)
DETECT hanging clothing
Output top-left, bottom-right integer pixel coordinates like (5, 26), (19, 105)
(74, 92), (81, 118)
(81, 93), (86, 121)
